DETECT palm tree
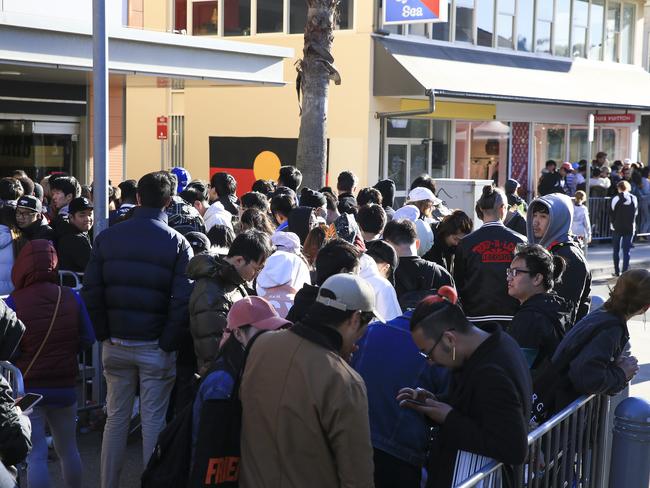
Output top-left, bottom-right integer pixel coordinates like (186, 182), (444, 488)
(295, 0), (341, 189)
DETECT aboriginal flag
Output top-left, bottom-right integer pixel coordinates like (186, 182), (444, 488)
(209, 137), (298, 196)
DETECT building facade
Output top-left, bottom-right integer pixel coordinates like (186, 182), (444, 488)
(0, 0), (290, 185)
(127, 0), (650, 198)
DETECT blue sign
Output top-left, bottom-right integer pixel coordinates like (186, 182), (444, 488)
(383, 0), (447, 25)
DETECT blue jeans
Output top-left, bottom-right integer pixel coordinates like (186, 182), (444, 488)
(27, 403), (81, 488)
(612, 232), (633, 274)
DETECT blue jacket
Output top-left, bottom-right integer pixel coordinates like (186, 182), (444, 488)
(351, 311), (449, 466)
(82, 207), (193, 351)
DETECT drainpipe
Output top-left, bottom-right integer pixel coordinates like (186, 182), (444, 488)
(375, 89), (435, 180)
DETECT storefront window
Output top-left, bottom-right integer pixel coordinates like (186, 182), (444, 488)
(455, 0), (475, 43)
(569, 128), (590, 162)
(621, 3), (635, 64)
(477, 0), (495, 47)
(535, 0), (553, 54)
(496, 0), (515, 49)
(387, 119), (429, 138)
(605, 0), (620, 61)
(571, 0), (589, 57)
(224, 0), (250, 36)
(516, 0), (534, 51)
(454, 121), (508, 185)
(600, 127), (629, 160)
(533, 124), (566, 189)
(289, 0), (308, 34)
(257, 0), (283, 33)
(431, 121), (451, 178)
(432, 0), (451, 40)
(589, 0), (605, 60)
(387, 144), (407, 192)
(554, 0), (570, 56)
(193, 1), (219, 35)
(336, 0), (354, 30)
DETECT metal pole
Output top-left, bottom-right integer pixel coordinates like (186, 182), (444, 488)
(585, 113), (594, 258)
(608, 397), (650, 488)
(93, 0), (109, 238)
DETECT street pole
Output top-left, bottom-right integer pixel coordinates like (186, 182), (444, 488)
(92, 0), (109, 238)
(585, 113), (594, 258)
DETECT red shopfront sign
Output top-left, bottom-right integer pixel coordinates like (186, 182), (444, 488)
(594, 114), (636, 124)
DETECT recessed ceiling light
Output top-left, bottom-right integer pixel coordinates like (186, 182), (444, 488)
(0, 71), (21, 76)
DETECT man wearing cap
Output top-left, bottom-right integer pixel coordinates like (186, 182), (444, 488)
(14, 195), (55, 242)
(240, 273), (378, 488)
(57, 197), (93, 273)
(559, 161), (576, 196)
(191, 296), (290, 449)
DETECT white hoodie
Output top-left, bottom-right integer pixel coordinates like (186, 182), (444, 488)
(204, 201), (233, 231)
(256, 251), (311, 318)
(0, 226), (14, 296)
(359, 254), (402, 322)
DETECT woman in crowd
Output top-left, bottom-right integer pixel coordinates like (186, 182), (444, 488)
(0, 205), (23, 296)
(398, 293), (531, 487)
(571, 190), (591, 249)
(548, 269), (649, 413)
(7, 240), (95, 488)
(422, 210), (472, 273)
(239, 208), (275, 236)
(507, 244), (568, 379)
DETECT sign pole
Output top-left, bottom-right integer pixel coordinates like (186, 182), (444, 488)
(585, 113), (595, 258)
(157, 115), (168, 169)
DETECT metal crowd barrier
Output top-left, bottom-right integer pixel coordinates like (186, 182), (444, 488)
(454, 394), (609, 488)
(588, 195), (650, 241)
(0, 361), (24, 399)
(58, 270), (106, 412)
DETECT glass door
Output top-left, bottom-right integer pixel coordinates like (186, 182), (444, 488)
(385, 140), (431, 206)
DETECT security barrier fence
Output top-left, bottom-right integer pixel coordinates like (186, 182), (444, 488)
(589, 195), (650, 241)
(454, 394), (609, 488)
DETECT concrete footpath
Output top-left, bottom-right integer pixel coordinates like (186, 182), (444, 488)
(586, 240), (650, 278)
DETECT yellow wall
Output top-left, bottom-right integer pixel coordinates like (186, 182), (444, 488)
(126, 3), (380, 188)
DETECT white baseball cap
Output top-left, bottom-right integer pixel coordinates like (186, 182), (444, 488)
(408, 187), (442, 206)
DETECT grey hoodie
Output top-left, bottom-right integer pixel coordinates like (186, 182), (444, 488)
(526, 193), (573, 248)
(526, 193), (591, 325)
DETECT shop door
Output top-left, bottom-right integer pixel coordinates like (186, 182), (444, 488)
(0, 120), (79, 181)
(385, 140), (430, 206)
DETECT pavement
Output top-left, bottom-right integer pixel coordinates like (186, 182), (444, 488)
(585, 239), (650, 278)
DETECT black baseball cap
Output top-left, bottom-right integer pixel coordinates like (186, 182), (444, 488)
(16, 195), (42, 213)
(69, 197), (94, 214)
(185, 231), (210, 255)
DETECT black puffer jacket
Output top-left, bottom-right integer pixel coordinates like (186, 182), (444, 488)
(394, 256), (454, 309)
(187, 253), (247, 373)
(509, 293), (569, 379)
(82, 207), (193, 351)
(0, 300), (30, 468)
(21, 219), (55, 243)
(56, 222), (92, 273)
(285, 284), (319, 323)
(550, 241), (591, 324)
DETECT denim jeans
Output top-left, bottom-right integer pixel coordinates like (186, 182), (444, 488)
(27, 403), (81, 488)
(612, 232), (633, 274)
(100, 341), (176, 488)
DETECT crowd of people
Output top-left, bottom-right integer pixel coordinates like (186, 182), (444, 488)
(0, 164), (646, 488)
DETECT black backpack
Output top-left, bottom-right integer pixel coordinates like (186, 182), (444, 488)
(141, 402), (194, 488)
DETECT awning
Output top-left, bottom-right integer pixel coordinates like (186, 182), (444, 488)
(374, 36), (650, 110)
(0, 10), (292, 86)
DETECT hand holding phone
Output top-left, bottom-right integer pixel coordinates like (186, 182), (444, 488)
(396, 387), (436, 405)
(14, 393), (43, 414)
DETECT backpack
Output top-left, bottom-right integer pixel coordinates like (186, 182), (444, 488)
(141, 403), (194, 488)
(189, 332), (266, 488)
(141, 339), (242, 488)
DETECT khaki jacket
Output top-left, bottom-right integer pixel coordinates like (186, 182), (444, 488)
(240, 325), (374, 488)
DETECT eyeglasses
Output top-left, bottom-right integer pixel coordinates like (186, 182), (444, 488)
(506, 267), (535, 279)
(418, 328), (455, 361)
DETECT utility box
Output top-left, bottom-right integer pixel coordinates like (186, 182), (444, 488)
(434, 178), (494, 230)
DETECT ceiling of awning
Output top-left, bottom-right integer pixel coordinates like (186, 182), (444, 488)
(374, 36), (650, 110)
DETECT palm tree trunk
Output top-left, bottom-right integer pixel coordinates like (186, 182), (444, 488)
(295, 0), (340, 189)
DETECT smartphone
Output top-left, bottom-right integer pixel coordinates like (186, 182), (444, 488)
(14, 393), (43, 412)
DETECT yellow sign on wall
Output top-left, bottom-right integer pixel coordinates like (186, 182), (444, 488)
(400, 100), (496, 121)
